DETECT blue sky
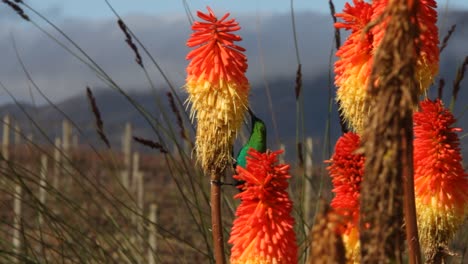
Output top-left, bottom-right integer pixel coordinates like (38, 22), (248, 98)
(30, 0), (468, 19)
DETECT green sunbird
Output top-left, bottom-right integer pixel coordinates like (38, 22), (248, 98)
(234, 108), (267, 187)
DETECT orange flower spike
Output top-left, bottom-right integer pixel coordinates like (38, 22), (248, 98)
(335, 0), (439, 132)
(186, 8), (247, 85)
(334, 0), (374, 132)
(414, 99), (468, 252)
(327, 132), (365, 263)
(186, 7), (249, 173)
(372, 0), (439, 92)
(328, 132), (364, 225)
(229, 149), (297, 264)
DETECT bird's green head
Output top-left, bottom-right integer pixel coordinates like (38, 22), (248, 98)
(252, 115), (266, 136)
(248, 108), (266, 140)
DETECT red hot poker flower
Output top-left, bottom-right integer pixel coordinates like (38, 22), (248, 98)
(334, 0), (439, 133)
(185, 7), (249, 173)
(334, 0), (374, 133)
(327, 132), (365, 263)
(186, 7), (248, 86)
(229, 149), (297, 264)
(414, 99), (468, 252)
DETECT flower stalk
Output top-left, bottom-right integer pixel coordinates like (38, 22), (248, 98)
(359, 0), (422, 262)
(210, 170), (225, 264)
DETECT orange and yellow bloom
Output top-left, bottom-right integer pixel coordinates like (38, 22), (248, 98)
(186, 7), (249, 172)
(334, 0), (439, 132)
(334, 0), (374, 133)
(414, 99), (468, 251)
(371, 0), (439, 92)
(229, 149), (297, 264)
(327, 132), (365, 263)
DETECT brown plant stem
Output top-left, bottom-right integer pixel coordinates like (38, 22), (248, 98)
(360, 0), (421, 263)
(402, 126), (421, 264)
(210, 171), (226, 264)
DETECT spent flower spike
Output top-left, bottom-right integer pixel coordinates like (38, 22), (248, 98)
(229, 149), (297, 264)
(413, 99), (468, 254)
(186, 7), (249, 173)
(327, 132), (365, 263)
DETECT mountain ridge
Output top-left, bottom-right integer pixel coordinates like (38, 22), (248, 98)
(0, 73), (466, 161)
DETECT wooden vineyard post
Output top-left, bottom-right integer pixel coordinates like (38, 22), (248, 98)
(131, 151), (145, 261)
(53, 138), (61, 190)
(135, 170), (144, 245)
(131, 152), (140, 191)
(148, 203), (158, 264)
(12, 183), (22, 263)
(13, 123), (21, 146)
(279, 143), (286, 164)
(121, 122), (132, 190)
(2, 115), (10, 161)
(62, 120), (72, 191)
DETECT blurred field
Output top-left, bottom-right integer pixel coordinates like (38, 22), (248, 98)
(0, 118), (466, 263)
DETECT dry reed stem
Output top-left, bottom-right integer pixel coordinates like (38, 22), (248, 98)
(328, 0), (348, 134)
(133, 136), (168, 154)
(452, 56), (468, 103)
(2, 0), (29, 21)
(38, 155), (48, 226)
(117, 19), (143, 67)
(328, 0), (341, 50)
(360, 0), (421, 263)
(297, 142), (304, 168)
(438, 79), (445, 100)
(439, 24), (456, 54)
(166, 91), (187, 140)
(86, 87), (111, 148)
(295, 64), (302, 100)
